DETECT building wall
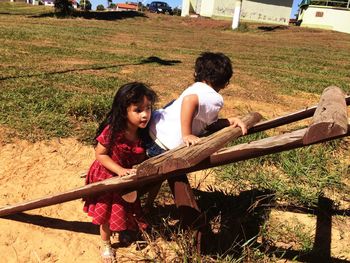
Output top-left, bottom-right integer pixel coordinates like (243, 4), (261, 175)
(300, 6), (350, 34)
(212, 0), (235, 17)
(200, 0), (215, 17)
(181, 0), (197, 16)
(182, 0), (293, 26)
(241, 0), (293, 25)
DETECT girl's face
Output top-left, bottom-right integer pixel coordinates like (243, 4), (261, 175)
(126, 96), (152, 131)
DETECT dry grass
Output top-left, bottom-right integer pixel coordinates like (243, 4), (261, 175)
(0, 3), (349, 262)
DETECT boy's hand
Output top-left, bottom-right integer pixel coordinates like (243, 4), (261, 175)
(183, 134), (200, 147)
(228, 117), (248, 135)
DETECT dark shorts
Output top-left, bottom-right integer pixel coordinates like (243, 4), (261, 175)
(145, 140), (166, 158)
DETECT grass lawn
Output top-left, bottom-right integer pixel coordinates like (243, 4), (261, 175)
(0, 2), (349, 262)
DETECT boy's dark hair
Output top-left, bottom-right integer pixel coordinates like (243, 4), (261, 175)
(95, 82), (157, 154)
(194, 52), (233, 89)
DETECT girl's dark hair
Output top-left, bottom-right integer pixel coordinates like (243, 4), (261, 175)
(194, 52), (233, 89)
(95, 82), (157, 154)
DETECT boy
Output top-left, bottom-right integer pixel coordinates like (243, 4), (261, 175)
(144, 52), (247, 210)
(148, 52), (247, 154)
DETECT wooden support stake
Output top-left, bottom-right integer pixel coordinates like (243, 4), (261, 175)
(303, 86), (348, 145)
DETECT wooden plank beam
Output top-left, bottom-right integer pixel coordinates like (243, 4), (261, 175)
(0, 112), (262, 217)
(303, 86), (348, 144)
(136, 112), (262, 177)
(250, 92), (349, 134)
(173, 124), (350, 174)
(2, 124), (348, 218)
(0, 173), (150, 217)
(1, 88), (349, 217)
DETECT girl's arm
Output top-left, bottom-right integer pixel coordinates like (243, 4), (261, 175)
(95, 142), (136, 177)
(181, 94), (200, 146)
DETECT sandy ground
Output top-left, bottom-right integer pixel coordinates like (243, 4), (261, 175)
(0, 138), (101, 262)
(0, 134), (177, 263)
(0, 136), (188, 263)
(0, 93), (349, 262)
(1, 136), (349, 262)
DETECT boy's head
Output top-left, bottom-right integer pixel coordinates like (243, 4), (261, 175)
(194, 52), (233, 90)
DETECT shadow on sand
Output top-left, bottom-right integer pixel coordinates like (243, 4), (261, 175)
(3, 190), (349, 262)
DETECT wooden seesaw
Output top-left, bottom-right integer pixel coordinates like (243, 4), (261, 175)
(0, 86), (349, 253)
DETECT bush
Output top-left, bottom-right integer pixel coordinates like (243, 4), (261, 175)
(96, 4), (104, 11)
(79, 0), (91, 10)
(54, 0), (73, 15)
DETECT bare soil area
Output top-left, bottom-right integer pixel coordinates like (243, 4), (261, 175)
(0, 123), (349, 262)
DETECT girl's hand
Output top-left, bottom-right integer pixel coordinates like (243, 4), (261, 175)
(228, 117), (248, 135)
(118, 168), (137, 177)
(183, 134), (200, 147)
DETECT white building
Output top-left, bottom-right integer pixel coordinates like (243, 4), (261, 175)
(297, 0), (350, 34)
(181, 0), (293, 26)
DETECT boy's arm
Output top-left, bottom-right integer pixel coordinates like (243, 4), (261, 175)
(181, 94), (201, 146)
(228, 117), (248, 135)
(207, 117), (248, 135)
(95, 142), (136, 176)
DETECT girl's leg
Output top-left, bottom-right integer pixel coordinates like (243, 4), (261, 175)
(100, 223), (111, 241)
(100, 223), (115, 263)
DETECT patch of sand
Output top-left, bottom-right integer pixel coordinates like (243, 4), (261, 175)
(0, 136), (182, 262)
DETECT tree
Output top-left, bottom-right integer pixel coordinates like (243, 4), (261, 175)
(79, 0), (91, 10)
(54, 0), (73, 15)
(173, 7), (181, 16)
(97, 4), (105, 11)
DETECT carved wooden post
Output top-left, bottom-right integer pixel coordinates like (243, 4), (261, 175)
(303, 86), (348, 145)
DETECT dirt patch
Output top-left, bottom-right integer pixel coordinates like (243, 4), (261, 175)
(0, 129), (349, 262)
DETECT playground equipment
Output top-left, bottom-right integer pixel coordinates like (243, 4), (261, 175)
(0, 86), (349, 254)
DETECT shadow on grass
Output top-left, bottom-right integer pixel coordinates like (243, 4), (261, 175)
(264, 196), (350, 263)
(0, 56), (182, 81)
(144, 188), (274, 254)
(147, 189), (350, 262)
(31, 10), (146, 20)
(258, 25), (289, 32)
(197, 188), (274, 256)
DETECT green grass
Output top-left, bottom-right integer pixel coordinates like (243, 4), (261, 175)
(1, 4), (349, 141)
(0, 3), (349, 262)
(217, 133), (347, 206)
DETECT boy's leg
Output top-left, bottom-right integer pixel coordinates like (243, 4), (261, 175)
(143, 182), (163, 211)
(143, 141), (167, 209)
(167, 174), (207, 253)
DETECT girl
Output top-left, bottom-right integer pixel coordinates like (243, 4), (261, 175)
(83, 82), (157, 263)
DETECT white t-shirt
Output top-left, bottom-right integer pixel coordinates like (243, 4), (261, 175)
(149, 82), (224, 149)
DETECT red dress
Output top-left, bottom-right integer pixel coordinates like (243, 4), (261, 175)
(83, 126), (148, 232)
